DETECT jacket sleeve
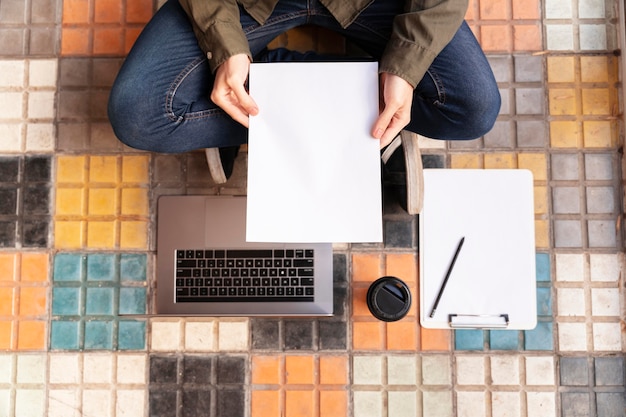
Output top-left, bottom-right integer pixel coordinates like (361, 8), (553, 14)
(178, 0), (252, 73)
(379, 0), (469, 88)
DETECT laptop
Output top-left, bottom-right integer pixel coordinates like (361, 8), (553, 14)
(155, 195), (334, 316)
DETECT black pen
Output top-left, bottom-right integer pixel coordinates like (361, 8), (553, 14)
(429, 237), (465, 318)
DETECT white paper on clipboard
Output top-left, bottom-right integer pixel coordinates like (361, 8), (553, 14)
(419, 169), (537, 330)
(246, 62), (382, 243)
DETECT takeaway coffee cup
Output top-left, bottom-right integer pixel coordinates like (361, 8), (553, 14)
(366, 276), (412, 322)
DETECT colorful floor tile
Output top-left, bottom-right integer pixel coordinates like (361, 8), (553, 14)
(0, 0), (625, 416)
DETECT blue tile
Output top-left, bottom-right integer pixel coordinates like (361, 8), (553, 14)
(535, 253), (550, 282)
(52, 287), (82, 316)
(85, 287), (115, 315)
(118, 320), (146, 350)
(454, 330), (484, 350)
(536, 287), (552, 317)
(120, 254), (147, 282)
(594, 357), (624, 386)
(119, 287), (146, 314)
(489, 330), (521, 350)
(53, 253), (84, 282)
(87, 254), (117, 282)
(524, 321), (553, 350)
(50, 320), (81, 350)
(84, 320), (113, 349)
(596, 393), (625, 417)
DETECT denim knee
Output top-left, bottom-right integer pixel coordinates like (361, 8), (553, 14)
(458, 83), (501, 139)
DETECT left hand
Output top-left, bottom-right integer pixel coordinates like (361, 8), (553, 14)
(371, 72), (414, 148)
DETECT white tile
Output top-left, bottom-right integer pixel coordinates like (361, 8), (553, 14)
(150, 320), (182, 351)
(388, 391), (418, 417)
(423, 391), (453, 417)
(580, 25), (607, 51)
(83, 389), (112, 417)
(558, 323), (588, 351)
(557, 288), (586, 316)
(592, 323), (622, 351)
(591, 288), (620, 316)
(117, 354), (147, 384)
(589, 254), (621, 281)
(491, 391), (521, 417)
(456, 391), (487, 417)
(29, 59), (58, 87)
(16, 354), (46, 384)
(0, 355), (14, 383)
(545, 0), (572, 18)
(526, 392), (556, 417)
(456, 356), (485, 385)
(0, 389), (10, 417)
(116, 390), (146, 417)
(0, 60), (25, 87)
(579, 0), (605, 18)
(49, 353), (81, 384)
(353, 356), (383, 385)
(184, 321), (216, 351)
(83, 354), (113, 384)
(422, 355), (451, 385)
(353, 391), (383, 417)
(27, 91), (55, 119)
(48, 389), (81, 417)
(490, 356), (520, 385)
(15, 389), (45, 417)
(0, 123), (24, 151)
(525, 356), (555, 385)
(387, 355), (417, 385)
(217, 320), (249, 351)
(26, 123), (55, 151)
(0, 92), (25, 119)
(555, 254), (586, 282)
(546, 25), (574, 50)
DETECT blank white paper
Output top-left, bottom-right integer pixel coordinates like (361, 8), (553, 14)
(246, 62), (382, 243)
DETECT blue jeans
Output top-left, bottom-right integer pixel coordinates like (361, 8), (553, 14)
(108, 0), (500, 152)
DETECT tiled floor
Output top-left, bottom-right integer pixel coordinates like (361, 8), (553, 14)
(0, 0), (624, 416)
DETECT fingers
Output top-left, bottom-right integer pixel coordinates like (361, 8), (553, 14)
(210, 54), (258, 128)
(372, 72), (414, 148)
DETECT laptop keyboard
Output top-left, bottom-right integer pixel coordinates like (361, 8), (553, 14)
(175, 249), (315, 302)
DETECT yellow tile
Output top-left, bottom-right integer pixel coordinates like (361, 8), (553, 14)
(121, 188), (149, 216)
(56, 188), (85, 216)
(549, 121), (581, 148)
(285, 355), (314, 385)
(535, 219), (549, 249)
(583, 120), (615, 148)
(122, 155), (150, 183)
(580, 56), (608, 83)
(0, 253), (17, 282)
(18, 287), (47, 316)
(581, 88), (610, 115)
(251, 391), (280, 417)
(56, 155), (86, 183)
(87, 221), (117, 248)
(89, 156), (118, 183)
(0, 321), (14, 349)
(450, 153), (482, 169)
(518, 153), (547, 181)
(54, 220), (85, 248)
(88, 188), (117, 215)
(0, 288), (15, 315)
(20, 253), (49, 283)
(17, 320), (45, 350)
(120, 221), (148, 249)
(484, 153), (516, 169)
(549, 88), (577, 115)
(547, 56), (576, 83)
(533, 186), (548, 215)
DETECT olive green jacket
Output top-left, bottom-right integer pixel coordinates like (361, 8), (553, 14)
(178, 0), (468, 88)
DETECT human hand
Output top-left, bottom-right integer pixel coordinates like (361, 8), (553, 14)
(371, 72), (414, 148)
(210, 53), (259, 128)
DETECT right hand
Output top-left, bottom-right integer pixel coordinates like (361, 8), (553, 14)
(210, 53), (259, 128)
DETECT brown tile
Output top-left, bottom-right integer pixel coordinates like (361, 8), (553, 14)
(285, 356), (314, 385)
(352, 253), (382, 282)
(420, 328), (452, 350)
(386, 320), (418, 351)
(252, 355), (281, 385)
(353, 321), (384, 350)
(251, 391), (280, 417)
(285, 391), (314, 417)
(320, 391), (348, 416)
(319, 356), (348, 385)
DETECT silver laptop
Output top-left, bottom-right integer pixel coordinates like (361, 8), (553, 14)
(156, 195), (334, 316)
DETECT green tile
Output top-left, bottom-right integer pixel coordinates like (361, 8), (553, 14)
(87, 254), (117, 282)
(120, 254), (147, 282)
(84, 320), (113, 349)
(52, 287), (82, 316)
(53, 253), (84, 282)
(119, 287), (146, 314)
(50, 320), (81, 350)
(118, 320), (146, 350)
(85, 287), (115, 315)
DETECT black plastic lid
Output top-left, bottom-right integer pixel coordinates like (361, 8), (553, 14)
(366, 276), (412, 322)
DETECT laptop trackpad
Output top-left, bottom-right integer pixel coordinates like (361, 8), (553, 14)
(204, 197), (248, 247)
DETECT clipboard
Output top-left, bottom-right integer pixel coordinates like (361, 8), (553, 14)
(419, 169), (537, 330)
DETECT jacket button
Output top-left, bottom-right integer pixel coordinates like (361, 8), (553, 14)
(206, 52), (213, 59)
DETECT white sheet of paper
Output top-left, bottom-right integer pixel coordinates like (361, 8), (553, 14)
(246, 62), (382, 243)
